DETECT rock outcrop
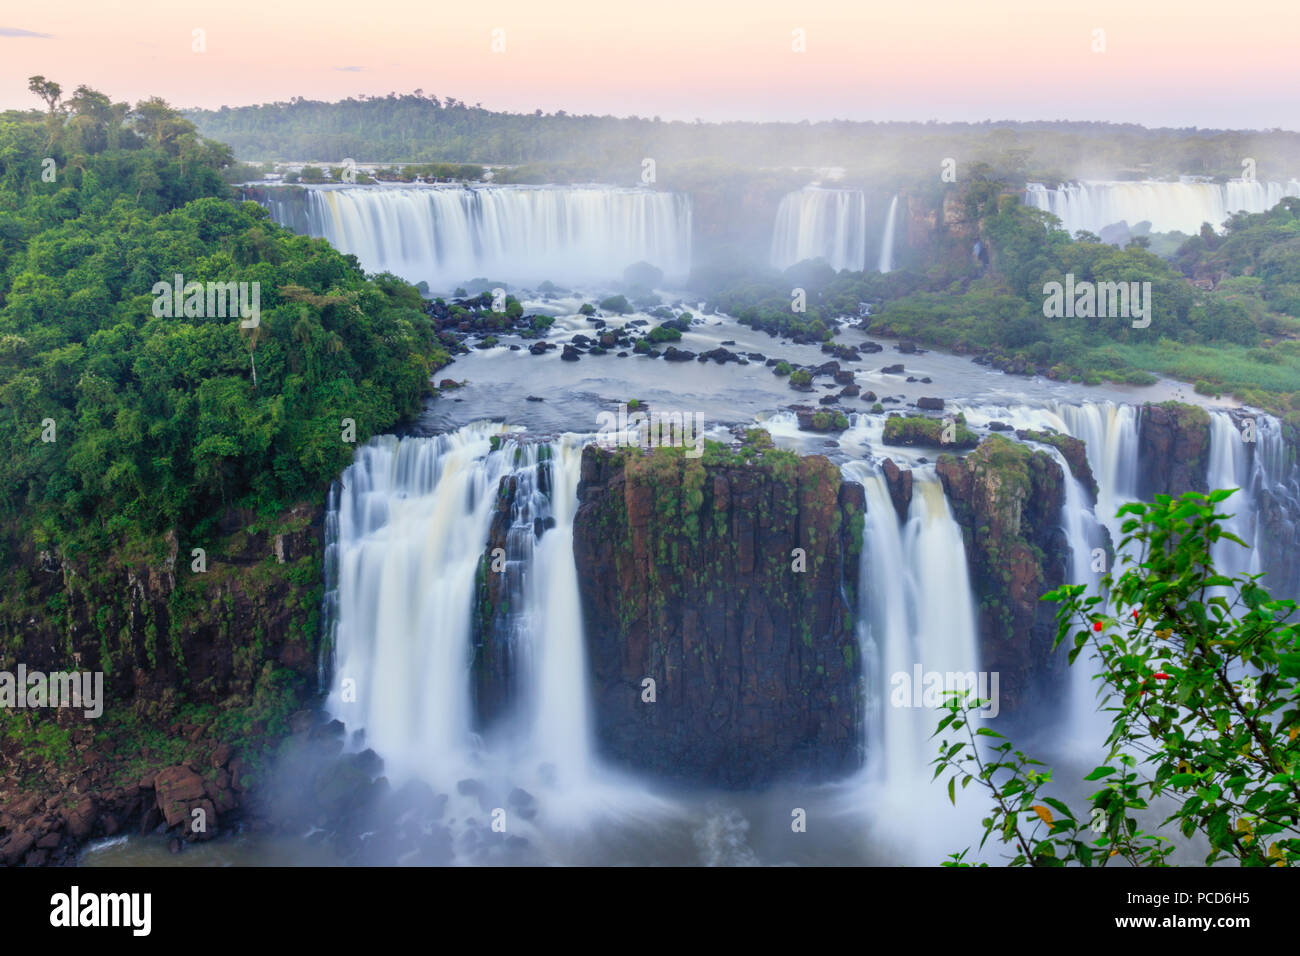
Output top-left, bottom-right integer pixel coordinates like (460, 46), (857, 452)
(1137, 402), (1211, 499)
(880, 458), (913, 523)
(1015, 429), (1098, 498)
(472, 454), (554, 729)
(0, 503), (324, 864)
(937, 435), (1070, 718)
(571, 438), (864, 788)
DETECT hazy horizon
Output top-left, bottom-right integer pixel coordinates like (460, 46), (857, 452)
(3, 0), (1298, 130)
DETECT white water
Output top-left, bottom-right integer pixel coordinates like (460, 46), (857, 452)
(524, 438), (594, 784)
(1056, 401), (1140, 548)
(309, 396), (1292, 865)
(842, 463), (985, 862)
(323, 424), (598, 788)
(1207, 411), (1258, 583)
(1024, 179), (1300, 238)
(1052, 449), (1111, 750)
(325, 425), (510, 780)
(287, 184), (693, 289)
(951, 400), (1140, 547)
(948, 400), (1143, 754)
(770, 187), (868, 271)
(878, 195), (899, 273)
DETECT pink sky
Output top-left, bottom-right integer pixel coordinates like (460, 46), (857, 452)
(3, 0), (1298, 128)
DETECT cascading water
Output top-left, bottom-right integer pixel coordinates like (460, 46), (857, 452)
(271, 184), (693, 289)
(1047, 446), (1111, 750)
(842, 463), (985, 861)
(1207, 411), (1258, 582)
(770, 187), (868, 271)
(324, 426), (508, 782)
(951, 400), (1143, 750)
(523, 438), (594, 784)
(877, 196), (899, 273)
(306, 398), (1290, 865)
(323, 424), (597, 790)
(953, 400), (1139, 547)
(1250, 415), (1300, 600)
(1024, 179), (1300, 238)
(1054, 401), (1140, 547)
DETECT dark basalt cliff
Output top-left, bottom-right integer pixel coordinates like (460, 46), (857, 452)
(0, 507), (323, 864)
(937, 435), (1070, 718)
(1, 506), (322, 703)
(1137, 401), (1211, 499)
(570, 440), (865, 789)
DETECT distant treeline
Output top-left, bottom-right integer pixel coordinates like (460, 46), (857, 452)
(187, 93), (1300, 187)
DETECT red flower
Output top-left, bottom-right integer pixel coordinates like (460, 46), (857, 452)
(1093, 621), (1104, 632)
(1153, 672), (1170, 680)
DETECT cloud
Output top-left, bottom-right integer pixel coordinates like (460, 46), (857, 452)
(0, 27), (53, 38)
(333, 66), (366, 73)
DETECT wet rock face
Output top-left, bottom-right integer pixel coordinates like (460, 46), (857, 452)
(880, 458), (913, 524)
(1257, 484), (1300, 601)
(473, 473), (522, 729)
(937, 435), (1070, 719)
(571, 444), (865, 789)
(1137, 402), (1211, 499)
(1015, 429), (1097, 499)
(1, 503), (324, 709)
(0, 503), (324, 865)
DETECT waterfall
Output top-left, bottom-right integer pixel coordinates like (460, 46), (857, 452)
(1024, 179), (1300, 238)
(1207, 411), (1257, 581)
(955, 400), (1139, 545)
(524, 437), (593, 783)
(1049, 447), (1110, 749)
(770, 187), (868, 271)
(877, 196), (899, 273)
(323, 424), (595, 788)
(843, 462), (984, 859)
(1053, 401), (1140, 547)
(270, 184), (693, 289)
(1252, 415), (1300, 600)
(948, 400), (1144, 751)
(845, 464), (909, 785)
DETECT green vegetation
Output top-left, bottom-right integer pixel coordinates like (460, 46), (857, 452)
(936, 490), (1300, 867)
(0, 80), (449, 563)
(598, 294), (633, 314)
(809, 410), (850, 432)
(186, 93), (1300, 188)
(372, 162), (485, 183)
(883, 414), (978, 449)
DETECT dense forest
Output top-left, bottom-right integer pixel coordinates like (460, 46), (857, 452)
(185, 93), (1300, 187)
(0, 80), (449, 565)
